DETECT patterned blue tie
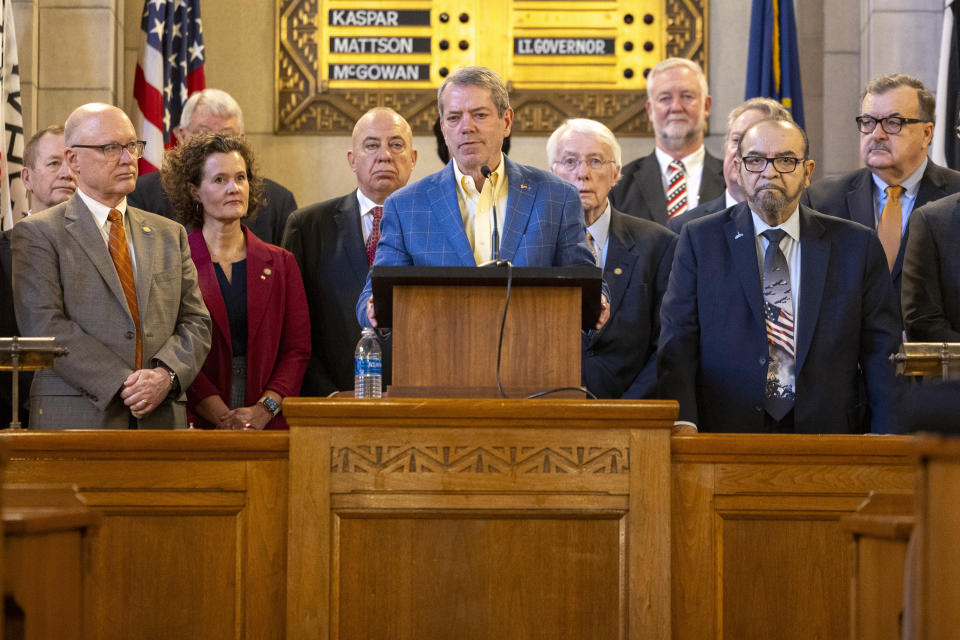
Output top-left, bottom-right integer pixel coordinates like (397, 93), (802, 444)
(761, 229), (795, 421)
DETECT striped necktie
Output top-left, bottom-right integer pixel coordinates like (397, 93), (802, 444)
(666, 160), (688, 218)
(107, 209), (142, 368)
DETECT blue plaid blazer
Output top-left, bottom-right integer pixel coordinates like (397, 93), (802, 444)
(356, 156), (596, 325)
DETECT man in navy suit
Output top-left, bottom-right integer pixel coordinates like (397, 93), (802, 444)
(283, 108), (417, 395)
(609, 57), (724, 227)
(358, 66), (608, 329)
(801, 74), (960, 321)
(659, 118), (900, 433)
(548, 118), (676, 398)
(669, 97), (791, 234)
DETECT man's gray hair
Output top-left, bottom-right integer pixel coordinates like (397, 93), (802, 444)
(438, 66), (511, 118)
(647, 57), (709, 99)
(725, 97), (792, 139)
(546, 118), (622, 168)
(181, 88), (244, 132)
(862, 73), (935, 123)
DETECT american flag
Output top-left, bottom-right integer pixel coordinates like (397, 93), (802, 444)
(0, 0), (26, 231)
(132, 0), (205, 175)
(764, 301), (795, 355)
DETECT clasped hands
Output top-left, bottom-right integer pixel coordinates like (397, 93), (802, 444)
(120, 367), (172, 419)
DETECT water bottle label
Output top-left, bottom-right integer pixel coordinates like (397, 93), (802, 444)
(355, 357), (382, 376)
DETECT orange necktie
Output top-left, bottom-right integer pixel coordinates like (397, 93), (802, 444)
(107, 209), (142, 368)
(877, 185), (903, 272)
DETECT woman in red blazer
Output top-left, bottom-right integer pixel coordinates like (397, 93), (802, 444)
(162, 133), (309, 429)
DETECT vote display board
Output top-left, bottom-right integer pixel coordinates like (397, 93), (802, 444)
(277, 0), (708, 135)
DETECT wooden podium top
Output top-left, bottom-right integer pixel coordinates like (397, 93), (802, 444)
(284, 397), (679, 428)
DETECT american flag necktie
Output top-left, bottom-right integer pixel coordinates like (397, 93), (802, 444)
(761, 229), (795, 421)
(366, 206), (383, 266)
(666, 160), (688, 218)
(107, 209), (142, 368)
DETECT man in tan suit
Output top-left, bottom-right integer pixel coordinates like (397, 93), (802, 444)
(11, 104), (211, 428)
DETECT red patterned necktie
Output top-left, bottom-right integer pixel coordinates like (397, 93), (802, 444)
(107, 209), (142, 368)
(666, 160), (688, 218)
(366, 205), (383, 266)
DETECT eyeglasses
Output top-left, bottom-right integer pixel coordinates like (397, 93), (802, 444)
(555, 156), (616, 172)
(856, 116), (928, 135)
(71, 141), (147, 161)
(739, 155), (804, 173)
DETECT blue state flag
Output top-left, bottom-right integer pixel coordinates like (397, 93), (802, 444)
(745, 0), (805, 128)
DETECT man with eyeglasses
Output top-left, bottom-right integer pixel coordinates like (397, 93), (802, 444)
(609, 57), (725, 227)
(802, 74), (960, 323)
(659, 118), (900, 433)
(10, 103), (211, 429)
(548, 118), (677, 398)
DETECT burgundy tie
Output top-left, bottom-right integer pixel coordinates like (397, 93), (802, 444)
(107, 209), (142, 368)
(366, 206), (383, 266)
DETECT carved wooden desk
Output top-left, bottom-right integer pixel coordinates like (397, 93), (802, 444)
(284, 398), (677, 640)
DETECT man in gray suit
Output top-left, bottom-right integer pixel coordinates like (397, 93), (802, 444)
(11, 103), (211, 429)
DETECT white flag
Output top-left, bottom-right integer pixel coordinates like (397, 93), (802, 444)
(0, 0), (26, 230)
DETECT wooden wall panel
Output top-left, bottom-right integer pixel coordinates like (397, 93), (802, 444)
(672, 434), (915, 640)
(0, 432), (288, 640)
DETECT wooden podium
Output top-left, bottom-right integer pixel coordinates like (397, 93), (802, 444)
(372, 266), (601, 397)
(284, 398), (676, 639)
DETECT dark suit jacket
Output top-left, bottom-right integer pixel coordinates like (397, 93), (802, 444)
(582, 209), (677, 398)
(0, 230), (30, 427)
(658, 203), (901, 434)
(667, 192), (728, 234)
(187, 228), (310, 429)
(609, 149), (725, 227)
(12, 195), (211, 429)
(282, 191), (392, 396)
(357, 156), (598, 325)
(902, 193), (960, 341)
(128, 171), (298, 246)
(801, 163), (960, 320)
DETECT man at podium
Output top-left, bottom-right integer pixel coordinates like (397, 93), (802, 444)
(357, 66), (608, 330)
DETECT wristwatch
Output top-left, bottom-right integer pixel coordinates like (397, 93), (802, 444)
(258, 395), (281, 417)
(155, 360), (180, 396)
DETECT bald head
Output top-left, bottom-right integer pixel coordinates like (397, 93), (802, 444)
(64, 103), (141, 207)
(348, 107), (417, 204)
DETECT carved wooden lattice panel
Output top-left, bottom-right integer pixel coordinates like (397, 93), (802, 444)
(276, 0), (707, 135)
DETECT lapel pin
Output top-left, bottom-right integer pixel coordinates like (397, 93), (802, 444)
(520, 184), (528, 190)
(261, 267), (272, 280)
(735, 232), (744, 239)
(142, 226), (151, 233)
(614, 267), (622, 275)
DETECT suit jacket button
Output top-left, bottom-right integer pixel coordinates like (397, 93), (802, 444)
(126, 331), (135, 339)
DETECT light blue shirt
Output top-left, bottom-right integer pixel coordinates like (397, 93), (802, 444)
(871, 158), (926, 235)
(586, 203), (611, 269)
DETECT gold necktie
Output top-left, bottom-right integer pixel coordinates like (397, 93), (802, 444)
(107, 209), (142, 368)
(877, 185), (903, 272)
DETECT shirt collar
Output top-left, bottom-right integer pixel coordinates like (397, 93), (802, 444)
(77, 188), (127, 229)
(724, 189), (740, 209)
(751, 205), (801, 243)
(453, 152), (505, 200)
(587, 202), (611, 249)
(871, 157), (927, 198)
(654, 145), (706, 175)
(356, 188), (381, 217)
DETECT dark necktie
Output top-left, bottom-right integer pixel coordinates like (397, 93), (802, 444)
(761, 229), (795, 421)
(366, 205), (383, 266)
(107, 209), (142, 368)
(666, 160), (688, 218)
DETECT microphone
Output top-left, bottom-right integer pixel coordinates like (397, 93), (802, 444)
(480, 165), (500, 263)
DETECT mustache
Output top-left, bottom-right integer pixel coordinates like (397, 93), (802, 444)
(866, 144), (890, 152)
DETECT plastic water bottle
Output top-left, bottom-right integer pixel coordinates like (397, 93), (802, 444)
(354, 327), (382, 398)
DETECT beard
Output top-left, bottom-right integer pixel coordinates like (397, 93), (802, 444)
(746, 182), (803, 220)
(655, 117), (704, 150)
